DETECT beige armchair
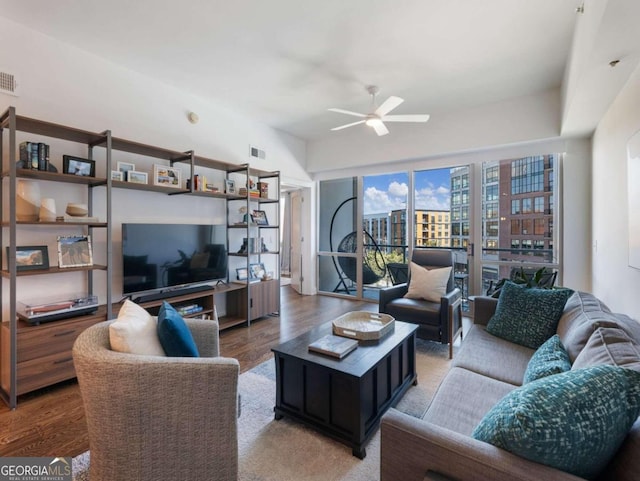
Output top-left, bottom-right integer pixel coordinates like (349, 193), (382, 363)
(73, 318), (240, 481)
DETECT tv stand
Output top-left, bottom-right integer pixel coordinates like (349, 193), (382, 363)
(132, 284), (249, 331)
(131, 284), (213, 304)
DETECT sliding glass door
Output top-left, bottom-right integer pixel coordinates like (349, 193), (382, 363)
(318, 178), (360, 298)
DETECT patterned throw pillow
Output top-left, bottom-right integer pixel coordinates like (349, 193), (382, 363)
(486, 281), (574, 349)
(472, 365), (640, 480)
(157, 301), (200, 357)
(523, 334), (571, 384)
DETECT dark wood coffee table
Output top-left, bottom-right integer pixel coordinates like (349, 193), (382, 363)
(272, 319), (418, 458)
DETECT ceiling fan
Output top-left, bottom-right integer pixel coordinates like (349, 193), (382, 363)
(328, 85), (430, 136)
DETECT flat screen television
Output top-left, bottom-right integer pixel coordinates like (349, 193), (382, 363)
(122, 223), (228, 300)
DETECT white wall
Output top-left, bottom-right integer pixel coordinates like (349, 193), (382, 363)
(0, 16), (310, 316)
(592, 63), (640, 318)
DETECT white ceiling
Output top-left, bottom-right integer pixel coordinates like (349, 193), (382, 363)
(0, 0), (584, 141)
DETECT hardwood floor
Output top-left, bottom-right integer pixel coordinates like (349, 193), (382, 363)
(0, 286), (376, 458)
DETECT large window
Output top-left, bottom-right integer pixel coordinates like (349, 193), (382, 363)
(317, 153), (561, 302)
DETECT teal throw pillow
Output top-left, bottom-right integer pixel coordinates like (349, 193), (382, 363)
(486, 281), (574, 349)
(523, 334), (571, 384)
(472, 365), (640, 480)
(157, 301), (200, 357)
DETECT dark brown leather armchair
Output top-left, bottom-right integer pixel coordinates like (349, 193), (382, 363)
(379, 249), (462, 357)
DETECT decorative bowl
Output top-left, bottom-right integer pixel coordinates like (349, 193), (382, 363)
(65, 203), (88, 217)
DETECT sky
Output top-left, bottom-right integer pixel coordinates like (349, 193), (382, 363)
(363, 169), (452, 215)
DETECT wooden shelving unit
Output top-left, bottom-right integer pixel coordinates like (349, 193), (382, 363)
(0, 106), (281, 407)
(0, 107), (113, 408)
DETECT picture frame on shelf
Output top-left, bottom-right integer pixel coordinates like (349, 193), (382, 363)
(249, 262), (266, 280)
(225, 179), (236, 194)
(153, 164), (182, 189)
(111, 170), (123, 181)
(236, 267), (249, 280)
(7, 245), (49, 271)
(57, 235), (93, 268)
(127, 171), (148, 185)
(117, 161), (135, 181)
(258, 181), (269, 198)
(62, 155), (95, 177)
(251, 210), (268, 225)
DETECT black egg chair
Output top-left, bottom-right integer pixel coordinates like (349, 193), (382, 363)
(329, 197), (386, 294)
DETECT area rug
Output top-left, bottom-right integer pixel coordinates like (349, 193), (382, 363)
(72, 338), (452, 481)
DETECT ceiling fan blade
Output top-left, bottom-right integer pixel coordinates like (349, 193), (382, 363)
(328, 108), (367, 118)
(331, 120), (366, 131)
(375, 96), (404, 117)
(369, 119), (389, 136)
(381, 114), (430, 123)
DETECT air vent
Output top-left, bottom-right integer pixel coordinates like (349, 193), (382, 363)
(0, 71), (19, 96)
(249, 145), (266, 160)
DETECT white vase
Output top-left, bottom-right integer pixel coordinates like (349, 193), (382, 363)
(16, 179), (41, 222)
(39, 197), (57, 222)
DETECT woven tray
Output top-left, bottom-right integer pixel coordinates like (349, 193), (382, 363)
(332, 311), (395, 341)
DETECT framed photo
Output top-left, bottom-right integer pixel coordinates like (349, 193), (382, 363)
(236, 267), (249, 281)
(249, 263), (266, 279)
(7, 245), (49, 271)
(153, 164), (182, 188)
(251, 210), (269, 225)
(63, 155), (95, 177)
(117, 161), (135, 181)
(57, 235), (93, 268)
(111, 170), (123, 181)
(127, 171), (148, 185)
(225, 179), (236, 194)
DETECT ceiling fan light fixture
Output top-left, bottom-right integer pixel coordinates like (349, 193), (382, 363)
(329, 85), (429, 136)
(365, 117), (378, 127)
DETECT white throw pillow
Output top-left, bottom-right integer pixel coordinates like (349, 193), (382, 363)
(109, 299), (166, 356)
(404, 263), (452, 302)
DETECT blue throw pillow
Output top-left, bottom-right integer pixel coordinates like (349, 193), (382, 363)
(472, 365), (640, 480)
(523, 334), (571, 384)
(157, 301), (200, 357)
(486, 281), (574, 349)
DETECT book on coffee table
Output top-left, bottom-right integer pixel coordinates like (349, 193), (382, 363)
(308, 334), (358, 359)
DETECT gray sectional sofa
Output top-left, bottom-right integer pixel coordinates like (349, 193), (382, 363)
(380, 291), (640, 481)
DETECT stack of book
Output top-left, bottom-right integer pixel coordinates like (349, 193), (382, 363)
(177, 304), (204, 316)
(20, 141), (51, 171)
